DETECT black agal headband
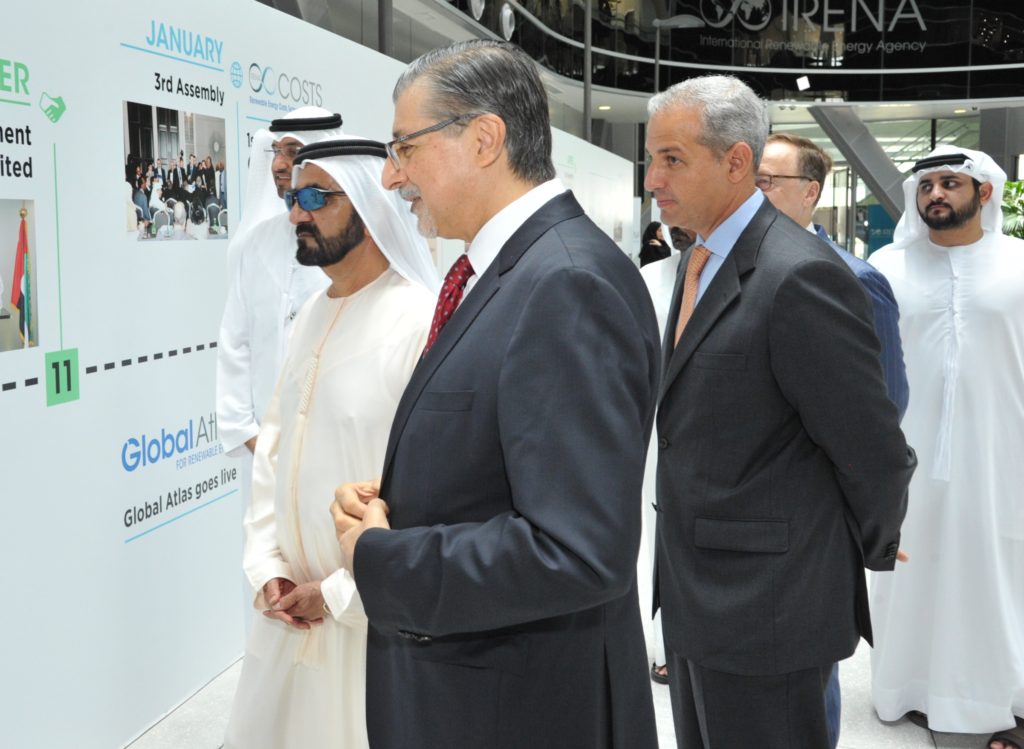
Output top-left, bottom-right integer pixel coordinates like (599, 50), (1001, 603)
(269, 113), (343, 132)
(293, 139), (387, 165)
(911, 152), (971, 173)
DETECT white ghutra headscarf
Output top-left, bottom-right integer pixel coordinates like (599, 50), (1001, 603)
(890, 145), (1007, 250)
(888, 145), (1008, 482)
(292, 137), (440, 293)
(229, 107), (346, 261)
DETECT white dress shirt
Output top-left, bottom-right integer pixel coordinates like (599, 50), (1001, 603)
(458, 178), (567, 305)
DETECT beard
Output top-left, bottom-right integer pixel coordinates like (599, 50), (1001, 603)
(399, 185), (438, 239)
(295, 211), (366, 267)
(919, 188), (982, 231)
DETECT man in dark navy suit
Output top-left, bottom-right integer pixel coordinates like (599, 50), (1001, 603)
(758, 131), (909, 748)
(758, 132), (908, 416)
(332, 40), (660, 749)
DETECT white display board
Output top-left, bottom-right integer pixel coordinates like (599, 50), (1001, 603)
(0, 4), (635, 747)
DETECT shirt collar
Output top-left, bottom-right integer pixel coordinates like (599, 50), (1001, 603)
(696, 190), (764, 258)
(467, 178), (566, 279)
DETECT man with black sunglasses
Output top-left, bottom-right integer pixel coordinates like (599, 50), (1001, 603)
(217, 108), (344, 462)
(223, 136), (437, 749)
(215, 108), (342, 640)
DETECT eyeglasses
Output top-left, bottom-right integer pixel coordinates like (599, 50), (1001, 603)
(284, 186), (347, 211)
(384, 112), (482, 169)
(755, 174), (812, 191)
(266, 144), (303, 159)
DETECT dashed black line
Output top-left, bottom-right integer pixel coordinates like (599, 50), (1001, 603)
(87, 341), (213, 373)
(2, 341), (217, 395)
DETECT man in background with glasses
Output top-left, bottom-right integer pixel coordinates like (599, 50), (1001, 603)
(759, 132), (909, 749)
(332, 39), (660, 748)
(758, 132), (908, 415)
(223, 136), (437, 749)
(216, 108), (342, 634)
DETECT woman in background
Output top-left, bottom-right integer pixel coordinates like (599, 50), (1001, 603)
(639, 221), (671, 267)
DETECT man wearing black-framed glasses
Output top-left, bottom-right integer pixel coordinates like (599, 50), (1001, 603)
(760, 132), (908, 749)
(215, 109), (343, 648)
(383, 112), (482, 171)
(333, 39), (660, 749)
(217, 109), (344, 462)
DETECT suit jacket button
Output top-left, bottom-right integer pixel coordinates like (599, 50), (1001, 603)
(658, 437), (669, 450)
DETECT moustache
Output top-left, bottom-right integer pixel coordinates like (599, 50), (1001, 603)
(295, 222), (320, 238)
(926, 201), (950, 211)
(399, 185), (421, 202)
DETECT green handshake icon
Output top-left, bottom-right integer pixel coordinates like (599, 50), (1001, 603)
(40, 92), (66, 123)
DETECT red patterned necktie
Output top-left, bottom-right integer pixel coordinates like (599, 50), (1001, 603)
(424, 253), (475, 355)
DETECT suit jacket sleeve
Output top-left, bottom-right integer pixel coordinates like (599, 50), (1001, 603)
(769, 258), (916, 570)
(355, 266), (658, 636)
(856, 266), (909, 420)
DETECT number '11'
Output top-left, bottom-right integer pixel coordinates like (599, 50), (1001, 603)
(51, 359), (72, 393)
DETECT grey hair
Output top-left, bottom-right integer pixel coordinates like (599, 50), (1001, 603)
(393, 40), (556, 185)
(648, 75), (769, 168)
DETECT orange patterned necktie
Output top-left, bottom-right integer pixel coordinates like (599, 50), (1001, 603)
(424, 253), (474, 356)
(674, 244), (712, 346)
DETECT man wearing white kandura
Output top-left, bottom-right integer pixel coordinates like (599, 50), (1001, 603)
(869, 145), (1024, 749)
(222, 135), (437, 749)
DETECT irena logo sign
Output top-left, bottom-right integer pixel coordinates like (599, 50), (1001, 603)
(698, 0), (926, 33)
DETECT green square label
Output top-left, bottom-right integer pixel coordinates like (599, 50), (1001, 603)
(45, 348), (80, 406)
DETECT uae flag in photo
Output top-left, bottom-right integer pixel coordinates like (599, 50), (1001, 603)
(10, 216), (31, 346)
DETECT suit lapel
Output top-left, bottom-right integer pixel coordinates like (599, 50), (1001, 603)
(659, 200), (778, 399)
(381, 191), (585, 481)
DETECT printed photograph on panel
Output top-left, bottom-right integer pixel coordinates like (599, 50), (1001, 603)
(0, 199), (39, 352)
(122, 101), (228, 241)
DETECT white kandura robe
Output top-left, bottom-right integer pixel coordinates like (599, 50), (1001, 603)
(224, 268), (434, 749)
(216, 214), (330, 456)
(869, 231), (1024, 733)
(638, 253), (680, 668)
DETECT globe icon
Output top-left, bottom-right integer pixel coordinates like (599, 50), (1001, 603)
(738, 0), (772, 30)
(230, 62), (243, 89)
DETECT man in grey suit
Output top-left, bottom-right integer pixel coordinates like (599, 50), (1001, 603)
(332, 40), (660, 748)
(645, 75), (916, 747)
